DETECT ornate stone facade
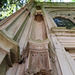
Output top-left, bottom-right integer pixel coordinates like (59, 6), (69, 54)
(0, 1), (75, 75)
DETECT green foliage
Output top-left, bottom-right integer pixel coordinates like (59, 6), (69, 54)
(0, 4), (19, 21)
(72, 0), (75, 2)
(0, 0), (27, 21)
(0, 0), (7, 8)
(36, 0), (51, 2)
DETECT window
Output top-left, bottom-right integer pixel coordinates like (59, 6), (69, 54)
(53, 17), (75, 29)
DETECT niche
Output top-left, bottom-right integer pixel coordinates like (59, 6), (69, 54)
(34, 14), (44, 22)
(36, 6), (41, 10)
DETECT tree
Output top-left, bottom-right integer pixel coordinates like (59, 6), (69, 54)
(72, 0), (75, 2)
(0, 0), (7, 7)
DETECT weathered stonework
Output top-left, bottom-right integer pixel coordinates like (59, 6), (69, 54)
(0, 1), (75, 75)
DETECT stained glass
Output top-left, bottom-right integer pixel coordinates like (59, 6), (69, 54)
(53, 17), (75, 29)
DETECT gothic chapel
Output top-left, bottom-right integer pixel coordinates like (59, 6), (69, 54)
(0, 1), (75, 75)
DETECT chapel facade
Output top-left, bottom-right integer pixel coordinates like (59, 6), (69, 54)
(0, 1), (75, 75)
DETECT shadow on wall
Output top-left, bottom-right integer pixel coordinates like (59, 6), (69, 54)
(34, 14), (44, 22)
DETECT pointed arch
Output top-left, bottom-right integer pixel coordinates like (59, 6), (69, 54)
(53, 17), (75, 28)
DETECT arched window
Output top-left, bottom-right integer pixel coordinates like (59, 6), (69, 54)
(53, 17), (75, 28)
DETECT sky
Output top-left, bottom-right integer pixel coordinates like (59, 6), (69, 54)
(61, 0), (71, 2)
(44, 0), (73, 2)
(52, 0), (72, 2)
